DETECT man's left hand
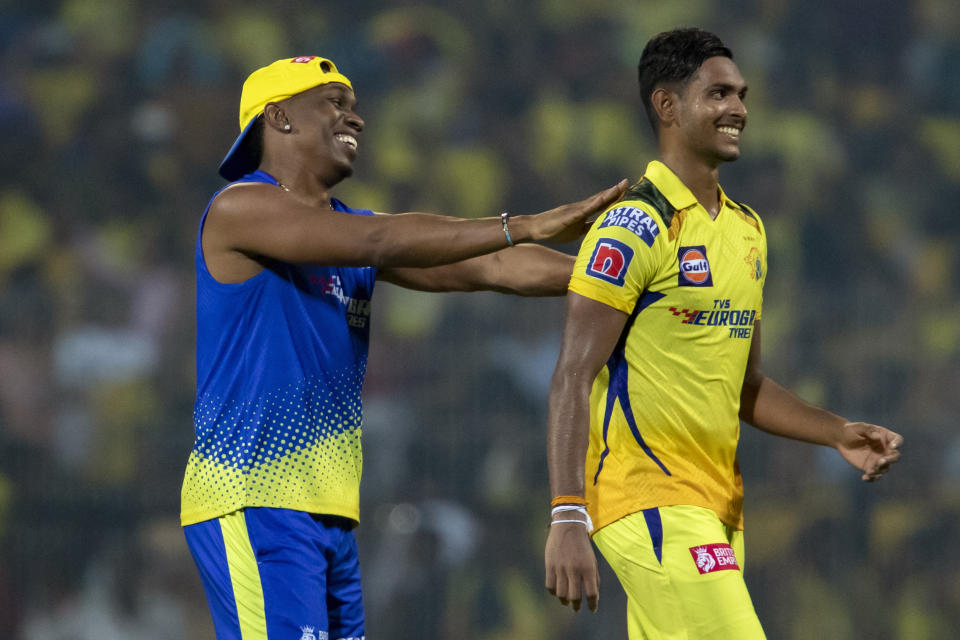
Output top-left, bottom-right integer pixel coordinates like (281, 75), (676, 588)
(836, 422), (904, 481)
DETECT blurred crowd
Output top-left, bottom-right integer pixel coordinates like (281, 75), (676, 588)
(1, 0), (959, 638)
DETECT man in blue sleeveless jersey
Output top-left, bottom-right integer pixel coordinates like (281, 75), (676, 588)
(181, 56), (627, 640)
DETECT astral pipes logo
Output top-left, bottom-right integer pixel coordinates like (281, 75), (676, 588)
(677, 245), (712, 287)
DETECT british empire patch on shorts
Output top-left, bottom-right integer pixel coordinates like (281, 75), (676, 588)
(689, 543), (740, 574)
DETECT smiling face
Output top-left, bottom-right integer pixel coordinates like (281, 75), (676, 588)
(671, 56), (748, 165)
(277, 82), (364, 182)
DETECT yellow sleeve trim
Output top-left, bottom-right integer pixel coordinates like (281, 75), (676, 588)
(569, 277), (636, 314)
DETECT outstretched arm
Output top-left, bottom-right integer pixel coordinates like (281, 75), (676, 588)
(203, 180), (626, 279)
(378, 244), (574, 296)
(545, 292), (628, 612)
(739, 320), (903, 481)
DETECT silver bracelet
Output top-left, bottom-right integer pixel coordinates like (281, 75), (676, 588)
(500, 211), (515, 247)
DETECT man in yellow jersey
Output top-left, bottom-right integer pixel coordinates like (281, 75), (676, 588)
(543, 28), (904, 638)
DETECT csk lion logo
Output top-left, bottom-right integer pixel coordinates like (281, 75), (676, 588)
(693, 546), (716, 573)
(744, 247), (762, 281)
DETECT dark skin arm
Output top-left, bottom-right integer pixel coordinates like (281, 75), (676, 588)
(202, 181), (626, 283)
(544, 292), (628, 613)
(378, 245), (574, 296)
(544, 304), (905, 616)
(739, 320), (903, 480)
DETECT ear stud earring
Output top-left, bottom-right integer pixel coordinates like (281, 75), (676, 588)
(283, 124), (291, 131)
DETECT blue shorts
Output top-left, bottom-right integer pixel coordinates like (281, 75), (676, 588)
(184, 507), (365, 640)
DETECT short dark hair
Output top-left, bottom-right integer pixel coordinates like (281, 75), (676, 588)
(638, 28), (733, 134)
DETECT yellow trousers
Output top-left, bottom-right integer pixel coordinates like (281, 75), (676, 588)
(593, 505), (766, 640)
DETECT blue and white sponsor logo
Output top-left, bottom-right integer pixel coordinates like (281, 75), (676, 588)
(598, 206), (660, 247)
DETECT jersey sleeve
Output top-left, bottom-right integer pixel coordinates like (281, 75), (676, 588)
(569, 200), (665, 313)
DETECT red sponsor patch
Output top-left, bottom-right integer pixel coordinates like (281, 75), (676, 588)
(291, 56), (317, 63)
(585, 238), (634, 286)
(689, 543), (740, 574)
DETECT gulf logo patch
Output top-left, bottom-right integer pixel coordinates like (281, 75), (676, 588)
(586, 238), (634, 286)
(677, 245), (713, 287)
(689, 543), (740, 574)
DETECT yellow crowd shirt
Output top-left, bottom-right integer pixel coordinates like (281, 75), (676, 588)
(570, 161), (767, 531)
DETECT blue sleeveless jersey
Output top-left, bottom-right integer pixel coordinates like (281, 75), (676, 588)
(181, 170), (376, 525)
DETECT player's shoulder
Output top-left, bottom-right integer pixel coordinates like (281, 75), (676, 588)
(729, 198), (760, 220)
(211, 181), (277, 208)
(620, 178), (677, 227)
(725, 197), (765, 236)
(593, 178), (676, 248)
(207, 182), (292, 229)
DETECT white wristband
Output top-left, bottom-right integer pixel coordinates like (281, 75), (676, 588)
(550, 505), (594, 533)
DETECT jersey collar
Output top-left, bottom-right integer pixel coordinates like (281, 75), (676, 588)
(642, 160), (737, 213)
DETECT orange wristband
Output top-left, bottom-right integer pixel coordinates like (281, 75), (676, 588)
(551, 495), (587, 507)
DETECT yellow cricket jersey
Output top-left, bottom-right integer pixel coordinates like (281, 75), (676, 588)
(570, 161), (767, 531)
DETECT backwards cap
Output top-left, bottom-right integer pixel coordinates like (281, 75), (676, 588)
(218, 56), (353, 181)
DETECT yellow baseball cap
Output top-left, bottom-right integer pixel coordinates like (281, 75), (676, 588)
(218, 56), (354, 180)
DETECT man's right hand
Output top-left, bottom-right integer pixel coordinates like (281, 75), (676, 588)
(545, 522), (600, 613)
(521, 180), (628, 244)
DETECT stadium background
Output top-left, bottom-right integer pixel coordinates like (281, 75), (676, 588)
(1, 0), (958, 637)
